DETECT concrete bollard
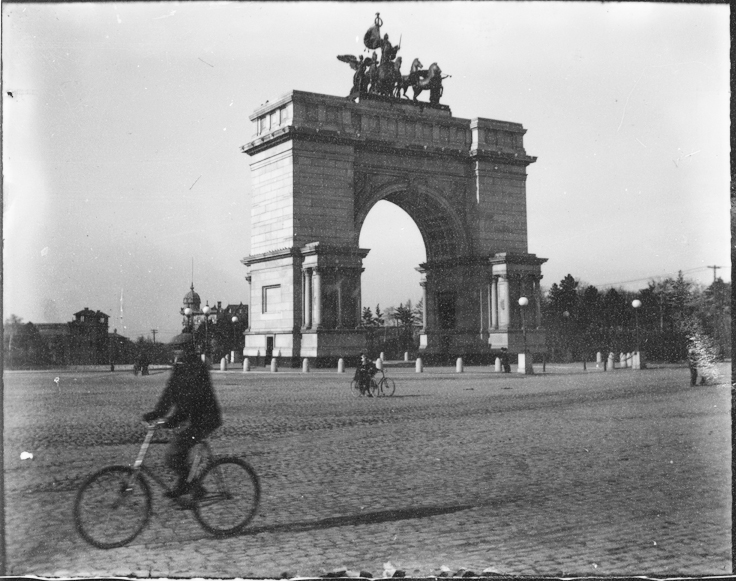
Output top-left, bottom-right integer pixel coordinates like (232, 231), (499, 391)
(404, 351), (410, 362)
(220, 357), (227, 371)
(376, 358), (383, 370)
(270, 358), (278, 373)
(518, 352), (534, 374)
(415, 357), (423, 373)
(495, 357), (501, 372)
(302, 358), (310, 373)
(456, 357), (464, 373)
(243, 358), (250, 372)
(337, 358), (345, 373)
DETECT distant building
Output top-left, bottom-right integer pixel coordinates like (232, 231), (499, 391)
(34, 308), (115, 365)
(178, 284), (248, 360)
(179, 284), (248, 331)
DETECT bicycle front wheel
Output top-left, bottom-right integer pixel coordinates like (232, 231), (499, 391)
(379, 377), (395, 396)
(368, 378), (380, 397)
(73, 465), (152, 549)
(194, 457), (260, 537)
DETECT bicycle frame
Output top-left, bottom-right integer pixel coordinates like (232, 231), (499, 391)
(130, 422), (212, 494)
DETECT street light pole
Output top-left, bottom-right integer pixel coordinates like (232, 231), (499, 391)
(202, 303), (211, 364)
(518, 297), (531, 374)
(231, 316), (239, 362)
(632, 299), (642, 370)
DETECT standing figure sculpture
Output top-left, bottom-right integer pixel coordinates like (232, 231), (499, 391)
(337, 54), (374, 100)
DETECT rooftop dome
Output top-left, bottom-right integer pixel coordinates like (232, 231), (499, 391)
(183, 283), (201, 310)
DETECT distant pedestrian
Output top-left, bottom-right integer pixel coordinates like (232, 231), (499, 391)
(500, 348), (511, 373)
(687, 350), (703, 386)
(139, 351), (150, 375)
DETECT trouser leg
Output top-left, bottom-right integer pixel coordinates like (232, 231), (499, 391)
(166, 426), (208, 481)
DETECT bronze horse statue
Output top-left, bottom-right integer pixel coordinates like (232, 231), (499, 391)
(396, 58), (424, 98)
(410, 62), (445, 105)
(367, 56), (402, 97)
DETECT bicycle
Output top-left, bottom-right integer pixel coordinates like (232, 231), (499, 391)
(73, 420), (260, 549)
(350, 374), (378, 397)
(350, 368), (395, 397)
(373, 368), (396, 397)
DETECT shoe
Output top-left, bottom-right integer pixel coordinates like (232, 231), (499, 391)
(190, 483), (207, 500)
(164, 482), (189, 499)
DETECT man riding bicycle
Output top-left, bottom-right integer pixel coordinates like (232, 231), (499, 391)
(354, 353), (377, 396)
(143, 333), (222, 499)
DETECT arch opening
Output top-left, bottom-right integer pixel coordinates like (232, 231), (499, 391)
(358, 200), (426, 316)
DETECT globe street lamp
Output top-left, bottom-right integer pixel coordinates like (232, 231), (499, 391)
(183, 307), (192, 333)
(518, 297), (530, 373)
(202, 303), (211, 363)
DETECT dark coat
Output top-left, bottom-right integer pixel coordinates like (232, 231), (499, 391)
(144, 354), (222, 432)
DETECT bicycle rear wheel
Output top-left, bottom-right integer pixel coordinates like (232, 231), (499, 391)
(379, 377), (395, 396)
(350, 379), (362, 397)
(194, 457), (260, 537)
(73, 465), (152, 549)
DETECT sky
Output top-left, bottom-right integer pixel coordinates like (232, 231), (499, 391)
(3, 1), (730, 342)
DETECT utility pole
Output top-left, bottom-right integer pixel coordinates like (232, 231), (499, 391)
(707, 265), (722, 283)
(151, 329), (158, 343)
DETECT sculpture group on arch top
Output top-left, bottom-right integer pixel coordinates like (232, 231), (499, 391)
(338, 13), (450, 105)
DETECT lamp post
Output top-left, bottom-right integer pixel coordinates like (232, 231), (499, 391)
(518, 297), (531, 373)
(632, 299), (642, 370)
(202, 303), (211, 364)
(231, 316), (239, 360)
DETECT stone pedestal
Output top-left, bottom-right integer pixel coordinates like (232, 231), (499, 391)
(517, 352), (534, 374)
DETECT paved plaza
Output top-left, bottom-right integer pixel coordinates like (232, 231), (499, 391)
(4, 362), (732, 577)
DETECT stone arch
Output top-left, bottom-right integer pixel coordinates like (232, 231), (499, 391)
(354, 179), (470, 263)
(241, 90), (547, 365)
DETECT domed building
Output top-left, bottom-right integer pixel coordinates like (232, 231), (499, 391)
(181, 283), (201, 315)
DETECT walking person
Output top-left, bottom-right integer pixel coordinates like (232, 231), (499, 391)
(499, 347), (511, 373)
(687, 350), (699, 386)
(142, 333), (222, 498)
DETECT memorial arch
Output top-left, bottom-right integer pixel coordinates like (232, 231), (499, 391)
(241, 90), (546, 365)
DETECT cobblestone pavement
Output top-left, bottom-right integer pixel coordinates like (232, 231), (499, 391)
(4, 362), (731, 577)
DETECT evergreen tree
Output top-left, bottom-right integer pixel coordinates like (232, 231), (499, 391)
(374, 304), (384, 326)
(361, 306), (375, 327)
